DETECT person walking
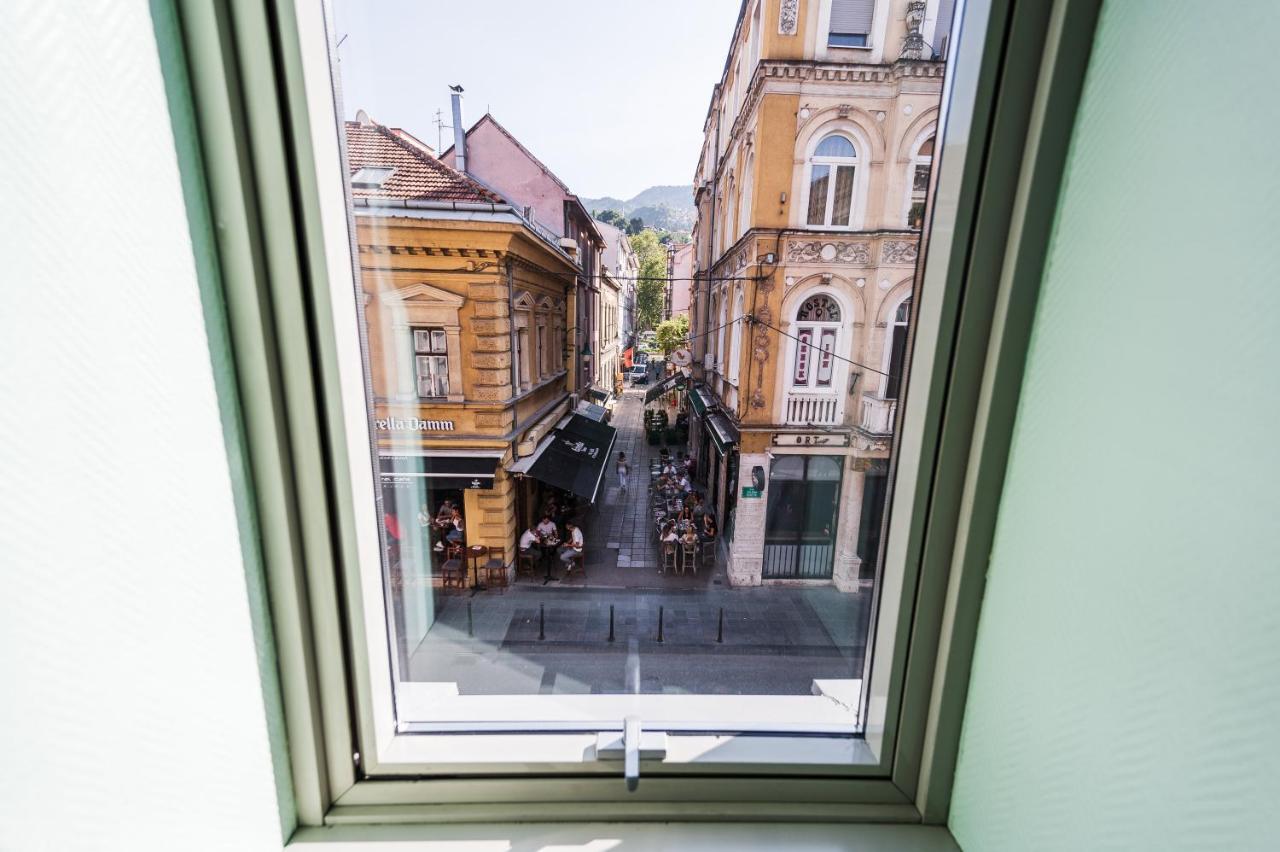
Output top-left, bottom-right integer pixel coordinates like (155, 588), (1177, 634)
(616, 452), (631, 492)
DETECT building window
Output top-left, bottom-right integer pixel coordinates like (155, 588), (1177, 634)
(791, 295), (842, 389)
(412, 327), (449, 398)
(829, 0), (873, 47)
(537, 320), (548, 376)
(908, 136), (934, 229)
(885, 297), (911, 399)
(806, 134), (858, 227)
(727, 288), (744, 384)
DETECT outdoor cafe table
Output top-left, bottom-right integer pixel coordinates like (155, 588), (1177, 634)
(466, 544), (488, 594)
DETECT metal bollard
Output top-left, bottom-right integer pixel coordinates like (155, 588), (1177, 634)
(717, 607), (724, 643)
(467, 601), (474, 637)
(608, 604), (615, 642)
(539, 603), (545, 640)
(657, 605), (665, 643)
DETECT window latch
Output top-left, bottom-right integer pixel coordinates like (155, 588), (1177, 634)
(596, 715), (667, 792)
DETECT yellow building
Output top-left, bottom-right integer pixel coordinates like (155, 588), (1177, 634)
(347, 115), (604, 621)
(688, 0), (950, 589)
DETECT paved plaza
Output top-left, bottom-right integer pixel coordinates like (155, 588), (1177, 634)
(407, 386), (875, 695)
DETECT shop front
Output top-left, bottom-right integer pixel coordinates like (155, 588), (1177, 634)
(761, 454), (842, 579)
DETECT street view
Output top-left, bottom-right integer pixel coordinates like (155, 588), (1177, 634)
(333, 0), (952, 703)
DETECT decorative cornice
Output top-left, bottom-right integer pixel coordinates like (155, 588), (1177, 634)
(786, 240), (872, 266)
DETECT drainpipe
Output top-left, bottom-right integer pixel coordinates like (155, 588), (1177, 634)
(450, 86), (467, 173)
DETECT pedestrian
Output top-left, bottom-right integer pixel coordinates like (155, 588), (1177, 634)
(559, 520), (584, 573)
(616, 451), (631, 492)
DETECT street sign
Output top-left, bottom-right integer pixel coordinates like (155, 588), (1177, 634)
(741, 486), (762, 498)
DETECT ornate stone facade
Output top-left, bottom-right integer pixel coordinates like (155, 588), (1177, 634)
(786, 239), (872, 265)
(778, 0), (798, 35)
(881, 240), (919, 265)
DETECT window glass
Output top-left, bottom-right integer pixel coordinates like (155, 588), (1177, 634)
(321, 0), (954, 742)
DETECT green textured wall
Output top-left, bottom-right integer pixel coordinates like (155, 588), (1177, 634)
(949, 2), (1280, 850)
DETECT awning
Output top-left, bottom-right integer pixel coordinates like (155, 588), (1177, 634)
(576, 401), (608, 421)
(378, 453), (501, 489)
(585, 388), (610, 404)
(644, 373), (683, 404)
(686, 386), (710, 418)
(706, 413), (739, 455)
(506, 433), (555, 475)
(525, 413), (618, 503)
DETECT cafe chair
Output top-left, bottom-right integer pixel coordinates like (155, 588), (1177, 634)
(440, 555), (466, 594)
(661, 543), (678, 575)
(516, 548), (539, 582)
(565, 550), (585, 578)
(681, 540), (699, 575)
(483, 545), (509, 593)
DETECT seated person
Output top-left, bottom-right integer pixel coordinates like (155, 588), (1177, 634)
(680, 525), (699, 548)
(536, 514), (558, 541)
(659, 522), (679, 568)
(700, 513), (718, 541)
(519, 523), (540, 554)
(558, 520), (584, 572)
(677, 474), (692, 493)
(445, 508), (464, 544)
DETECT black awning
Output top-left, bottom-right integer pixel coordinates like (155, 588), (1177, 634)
(585, 388), (610, 404)
(525, 414), (617, 503)
(378, 453), (501, 490)
(644, 373), (682, 404)
(706, 414), (739, 454)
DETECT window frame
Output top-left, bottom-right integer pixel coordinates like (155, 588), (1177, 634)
(805, 133), (862, 228)
(167, 0), (1103, 829)
(410, 325), (449, 399)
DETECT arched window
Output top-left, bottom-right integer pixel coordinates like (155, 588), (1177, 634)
(738, 156), (754, 239)
(806, 134), (859, 227)
(907, 136), (934, 229)
(727, 289), (744, 384)
(885, 297), (911, 399)
(791, 294), (843, 389)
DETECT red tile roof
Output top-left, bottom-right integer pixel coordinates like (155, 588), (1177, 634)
(345, 118), (504, 204)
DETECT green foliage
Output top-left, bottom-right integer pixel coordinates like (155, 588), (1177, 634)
(629, 229), (667, 331)
(626, 216), (645, 235)
(594, 209), (625, 228)
(655, 315), (690, 355)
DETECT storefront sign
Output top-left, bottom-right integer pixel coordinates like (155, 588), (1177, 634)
(375, 417), (455, 432)
(771, 432), (850, 447)
(741, 486), (762, 498)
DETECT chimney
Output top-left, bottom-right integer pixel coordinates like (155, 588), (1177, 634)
(449, 85), (467, 173)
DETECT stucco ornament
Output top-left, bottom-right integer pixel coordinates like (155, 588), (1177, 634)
(903, 1), (928, 60)
(881, 240), (919, 264)
(786, 240), (871, 265)
(779, 0), (799, 35)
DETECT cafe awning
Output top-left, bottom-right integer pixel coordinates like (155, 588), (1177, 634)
(706, 413), (739, 455)
(524, 413), (618, 503)
(576, 400), (608, 422)
(644, 373), (682, 404)
(585, 388), (610, 405)
(506, 433), (554, 476)
(686, 385), (714, 418)
(378, 452), (502, 489)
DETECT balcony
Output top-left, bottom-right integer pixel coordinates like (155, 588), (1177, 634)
(783, 391), (841, 427)
(859, 394), (898, 435)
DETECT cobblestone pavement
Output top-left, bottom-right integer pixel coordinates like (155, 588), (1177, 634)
(403, 384), (876, 696)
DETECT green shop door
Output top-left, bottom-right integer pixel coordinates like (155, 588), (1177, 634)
(762, 455), (842, 579)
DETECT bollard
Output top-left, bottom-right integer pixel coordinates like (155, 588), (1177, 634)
(716, 607), (724, 643)
(608, 604), (615, 642)
(539, 603), (545, 640)
(467, 601), (474, 637)
(657, 605), (665, 643)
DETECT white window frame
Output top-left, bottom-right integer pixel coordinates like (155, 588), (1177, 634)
(904, 128), (937, 229)
(176, 0), (1106, 828)
(803, 130), (869, 230)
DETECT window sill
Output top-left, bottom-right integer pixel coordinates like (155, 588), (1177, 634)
(290, 822), (960, 850)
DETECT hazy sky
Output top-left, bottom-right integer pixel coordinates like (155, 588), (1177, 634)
(332, 0), (742, 199)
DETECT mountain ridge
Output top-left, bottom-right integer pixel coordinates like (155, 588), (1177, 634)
(582, 184), (695, 232)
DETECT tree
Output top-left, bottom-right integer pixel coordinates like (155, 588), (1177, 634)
(626, 216), (645, 236)
(629, 229), (667, 331)
(655, 315), (690, 355)
(594, 209), (625, 228)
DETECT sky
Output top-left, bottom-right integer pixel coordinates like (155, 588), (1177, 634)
(332, 0), (743, 200)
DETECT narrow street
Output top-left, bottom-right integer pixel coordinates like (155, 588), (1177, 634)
(407, 386), (874, 695)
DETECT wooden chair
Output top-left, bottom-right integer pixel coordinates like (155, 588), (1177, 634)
(565, 550), (585, 578)
(516, 548), (539, 582)
(440, 556), (465, 594)
(483, 545), (509, 593)
(701, 537), (716, 571)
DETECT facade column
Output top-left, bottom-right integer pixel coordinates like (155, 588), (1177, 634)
(832, 457), (868, 593)
(444, 324), (465, 402)
(726, 450), (767, 587)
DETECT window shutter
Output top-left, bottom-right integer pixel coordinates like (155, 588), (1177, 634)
(830, 0), (874, 34)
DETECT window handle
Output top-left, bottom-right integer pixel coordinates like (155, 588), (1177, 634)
(595, 716), (667, 793)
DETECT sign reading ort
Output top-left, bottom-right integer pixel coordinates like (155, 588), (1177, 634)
(375, 417), (455, 432)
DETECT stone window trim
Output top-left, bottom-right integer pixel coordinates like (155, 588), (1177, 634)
(798, 122), (874, 231)
(380, 282), (466, 403)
